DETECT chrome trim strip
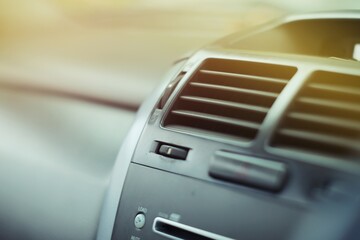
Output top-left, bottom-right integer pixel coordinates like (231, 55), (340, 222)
(152, 217), (235, 240)
(95, 60), (187, 240)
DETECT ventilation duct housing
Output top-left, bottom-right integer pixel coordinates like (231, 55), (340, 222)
(271, 71), (360, 158)
(163, 58), (297, 141)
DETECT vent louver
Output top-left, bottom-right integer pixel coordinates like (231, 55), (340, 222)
(272, 71), (360, 157)
(163, 58), (297, 141)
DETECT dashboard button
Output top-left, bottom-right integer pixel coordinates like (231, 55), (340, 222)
(134, 213), (146, 229)
(209, 151), (287, 191)
(158, 144), (188, 160)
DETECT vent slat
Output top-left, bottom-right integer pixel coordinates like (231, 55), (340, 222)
(298, 97), (360, 114)
(190, 82), (279, 98)
(288, 112), (360, 131)
(163, 58), (296, 141)
(171, 110), (261, 130)
(180, 96), (269, 114)
(309, 83), (360, 96)
(199, 69), (288, 85)
(278, 128), (360, 150)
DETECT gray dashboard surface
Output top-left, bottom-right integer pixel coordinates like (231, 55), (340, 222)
(0, 88), (135, 240)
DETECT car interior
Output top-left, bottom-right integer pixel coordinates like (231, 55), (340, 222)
(1, 1), (360, 240)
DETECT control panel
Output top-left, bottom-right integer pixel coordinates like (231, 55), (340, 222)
(111, 164), (303, 240)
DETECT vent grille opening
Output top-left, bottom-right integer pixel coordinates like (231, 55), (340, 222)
(271, 71), (360, 158)
(163, 58), (297, 142)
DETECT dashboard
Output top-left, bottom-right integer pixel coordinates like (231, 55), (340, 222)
(97, 12), (360, 240)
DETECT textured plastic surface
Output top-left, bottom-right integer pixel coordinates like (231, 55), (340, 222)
(112, 164), (302, 240)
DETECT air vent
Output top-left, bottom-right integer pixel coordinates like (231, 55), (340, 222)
(163, 58), (297, 141)
(272, 71), (360, 157)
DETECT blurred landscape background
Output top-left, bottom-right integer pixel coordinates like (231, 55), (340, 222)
(1, 0), (359, 105)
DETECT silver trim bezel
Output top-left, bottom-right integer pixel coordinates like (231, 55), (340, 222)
(152, 217), (235, 240)
(95, 60), (187, 240)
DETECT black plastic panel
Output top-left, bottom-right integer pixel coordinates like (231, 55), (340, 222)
(112, 164), (303, 240)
